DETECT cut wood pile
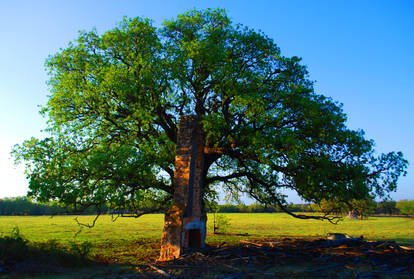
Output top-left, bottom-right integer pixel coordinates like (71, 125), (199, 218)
(142, 236), (414, 278)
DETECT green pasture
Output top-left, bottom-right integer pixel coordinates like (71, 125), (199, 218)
(1, 213), (413, 266)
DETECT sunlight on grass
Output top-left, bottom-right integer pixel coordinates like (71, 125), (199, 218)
(0, 213), (413, 266)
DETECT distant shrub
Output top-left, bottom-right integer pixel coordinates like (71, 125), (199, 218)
(214, 213), (231, 233)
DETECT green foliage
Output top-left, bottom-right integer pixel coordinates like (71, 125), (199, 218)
(316, 199), (347, 215)
(350, 198), (377, 219)
(12, 9), (408, 219)
(0, 196), (103, 216)
(212, 202), (313, 213)
(209, 199), (232, 233)
(315, 197), (377, 219)
(0, 196), (33, 215)
(213, 213), (231, 233)
(396, 200), (414, 215)
(376, 200), (399, 215)
(217, 203), (247, 213)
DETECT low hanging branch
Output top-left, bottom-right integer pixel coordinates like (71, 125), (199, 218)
(244, 172), (342, 224)
(74, 213), (101, 228)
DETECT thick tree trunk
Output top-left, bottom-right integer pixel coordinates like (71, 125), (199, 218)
(159, 115), (207, 261)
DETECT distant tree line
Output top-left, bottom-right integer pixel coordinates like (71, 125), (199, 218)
(0, 197), (99, 216)
(1, 196), (413, 216)
(214, 203), (312, 213)
(396, 200), (414, 215)
(214, 200), (414, 216)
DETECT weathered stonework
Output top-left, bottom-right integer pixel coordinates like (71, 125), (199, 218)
(159, 115), (206, 261)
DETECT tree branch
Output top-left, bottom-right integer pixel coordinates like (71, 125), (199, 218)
(206, 171), (250, 185)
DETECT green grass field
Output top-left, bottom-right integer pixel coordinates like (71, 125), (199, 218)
(1, 213), (413, 268)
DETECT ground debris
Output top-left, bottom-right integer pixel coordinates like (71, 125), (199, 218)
(143, 237), (414, 278)
(148, 264), (174, 278)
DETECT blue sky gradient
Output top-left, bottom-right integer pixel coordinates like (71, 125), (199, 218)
(0, 0), (413, 202)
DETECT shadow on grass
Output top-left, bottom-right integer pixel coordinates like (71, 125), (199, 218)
(0, 227), (153, 279)
(2, 227), (414, 279)
(0, 227), (101, 278)
(391, 238), (414, 247)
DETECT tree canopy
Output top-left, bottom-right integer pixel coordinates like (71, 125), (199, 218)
(13, 9), (408, 220)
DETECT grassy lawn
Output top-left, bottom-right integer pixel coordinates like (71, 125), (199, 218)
(223, 213), (414, 246)
(1, 213), (413, 278)
(1, 213), (413, 266)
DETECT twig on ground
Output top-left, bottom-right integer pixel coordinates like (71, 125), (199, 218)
(240, 240), (263, 247)
(148, 264), (172, 278)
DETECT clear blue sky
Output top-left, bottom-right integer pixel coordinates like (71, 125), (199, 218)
(0, 0), (413, 203)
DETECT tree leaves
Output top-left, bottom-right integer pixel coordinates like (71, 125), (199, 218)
(13, 9), (408, 217)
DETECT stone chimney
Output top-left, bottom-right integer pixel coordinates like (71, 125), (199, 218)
(159, 115), (206, 261)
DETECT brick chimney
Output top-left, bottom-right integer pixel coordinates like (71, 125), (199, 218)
(159, 115), (206, 261)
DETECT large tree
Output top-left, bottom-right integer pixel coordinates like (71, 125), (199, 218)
(14, 9), (407, 224)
